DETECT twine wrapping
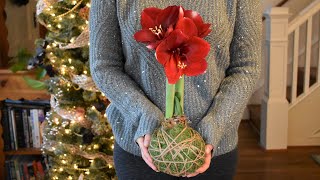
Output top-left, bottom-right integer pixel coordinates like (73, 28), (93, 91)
(148, 116), (206, 177)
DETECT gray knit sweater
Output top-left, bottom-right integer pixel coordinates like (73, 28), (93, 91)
(89, 0), (262, 157)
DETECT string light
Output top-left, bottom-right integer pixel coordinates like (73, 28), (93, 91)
(88, 42), (90, 46)
(59, 168), (64, 172)
(93, 144), (99, 149)
(110, 136), (114, 140)
(85, 20), (89, 24)
(57, 24), (62, 28)
(47, 24), (52, 28)
(85, 171), (90, 175)
(70, 66), (74, 70)
(111, 144), (114, 149)
(65, 129), (71, 134)
(72, 1), (77, 5)
(61, 160), (67, 164)
(104, 114), (107, 118)
(68, 58), (72, 63)
(70, 38), (75, 43)
(58, 17), (62, 21)
(51, 13), (56, 17)
(86, 3), (91, 7)
(74, 164), (78, 169)
(89, 160), (94, 163)
(108, 164), (113, 168)
(51, 59), (56, 63)
(91, 106), (96, 110)
(70, 14), (75, 18)
(83, 70), (87, 74)
(68, 176), (73, 180)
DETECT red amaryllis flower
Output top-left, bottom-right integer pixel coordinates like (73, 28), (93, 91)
(183, 10), (211, 38)
(134, 6), (181, 49)
(155, 30), (210, 84)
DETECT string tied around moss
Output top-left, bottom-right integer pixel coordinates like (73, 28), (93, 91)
(148, 116), (206, 177)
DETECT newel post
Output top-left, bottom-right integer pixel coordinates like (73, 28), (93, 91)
(261, 7), (290, 150)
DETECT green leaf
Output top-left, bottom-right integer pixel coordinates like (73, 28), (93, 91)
(174, 95), (183, 116)
(9, 48), (33, 72)
(165, 82), (175, 119)
(23, 76), (47, 90)
(35, 68), (47, 80)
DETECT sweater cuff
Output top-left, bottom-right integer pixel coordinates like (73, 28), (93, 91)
(196, 114), (222, 156)
(133, 109), (164, 143)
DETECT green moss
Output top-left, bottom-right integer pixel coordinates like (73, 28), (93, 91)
(149, 120), (206, 176)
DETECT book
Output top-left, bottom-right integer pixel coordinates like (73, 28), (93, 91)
(14, 108), (26, 148)
(10, 108), (18, 150)
(22, 109), (30, 148)
(1, 105), (11, 151)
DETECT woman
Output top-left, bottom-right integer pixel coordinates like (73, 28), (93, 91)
(89, 0), (262, 179)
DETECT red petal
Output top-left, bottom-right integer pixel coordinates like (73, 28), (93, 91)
(134, 29), (158, 43)
(198, 24), (212, 38)
(164, 55), (182, 84)
(164, 30), (189, 50)
(155, 30), (188, 65)
(184, 59), (208, 76)
(184, 10), (211, 38)
(183, 37), (210, 61)
(157, 6), (180, 30)
(176, 17), (198, 37)
(141, 7), (162, 28)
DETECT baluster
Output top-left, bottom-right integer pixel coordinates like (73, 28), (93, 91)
(291, 29), (299, 103)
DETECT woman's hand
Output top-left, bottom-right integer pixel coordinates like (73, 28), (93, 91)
(136, 134), (158, 172)
(185, 144), (213, 178)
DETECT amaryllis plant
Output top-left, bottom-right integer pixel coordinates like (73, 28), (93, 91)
(134, 5), (211, 118)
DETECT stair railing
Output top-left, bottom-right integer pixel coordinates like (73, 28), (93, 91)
(261, 0), (320, 150)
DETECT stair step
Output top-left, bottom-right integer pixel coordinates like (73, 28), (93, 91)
(247, 104), (261, 136)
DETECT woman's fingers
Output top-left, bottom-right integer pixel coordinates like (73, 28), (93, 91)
(137, 135), (158, 172)
(187, 145), (213, 177)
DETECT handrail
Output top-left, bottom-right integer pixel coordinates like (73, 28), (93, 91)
(288, 0), (320, 33)
(262, 0), (290, 21)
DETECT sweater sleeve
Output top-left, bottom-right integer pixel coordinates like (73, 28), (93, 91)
(89, 0), (164, 141)
(196, 0), (262, 151)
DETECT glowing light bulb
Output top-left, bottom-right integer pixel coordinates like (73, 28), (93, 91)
(68, 176), (73, 180)
(47, 24), (52, 28)
(59, 168), (63, 172)
(72, 1), (77, 5)
(65, 129), (71, 134)
(89, 160), (94, 163)
(83, 70), (87, 74)
(74, 164), (78, 169)
(51, 13), (55, 17)
(70, 66), (74, 70)
(57, 24), (62, 28)
(59, 17), (62, 21)
(111, 144), (114, 149)
(68, 58), (72, 63)
(61, 160), (67, 164)
(70, 14), (75, 18)
(93, 144), (99, 149)
(86, 3), (91, 7)
(110, 136), (114, 140)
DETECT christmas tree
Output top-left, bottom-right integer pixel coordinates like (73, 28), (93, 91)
(27, 0), (115, 179)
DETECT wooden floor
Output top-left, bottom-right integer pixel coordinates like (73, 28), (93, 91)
(235, 121), (320, 180)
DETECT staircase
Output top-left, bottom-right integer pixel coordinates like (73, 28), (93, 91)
(250, 0), (320, 149)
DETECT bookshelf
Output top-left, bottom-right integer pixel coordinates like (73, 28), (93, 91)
(0, 69), (50, 180)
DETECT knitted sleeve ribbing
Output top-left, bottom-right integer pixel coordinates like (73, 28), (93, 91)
(89, 0), (164, 141)
(196, 0), (262, 152)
